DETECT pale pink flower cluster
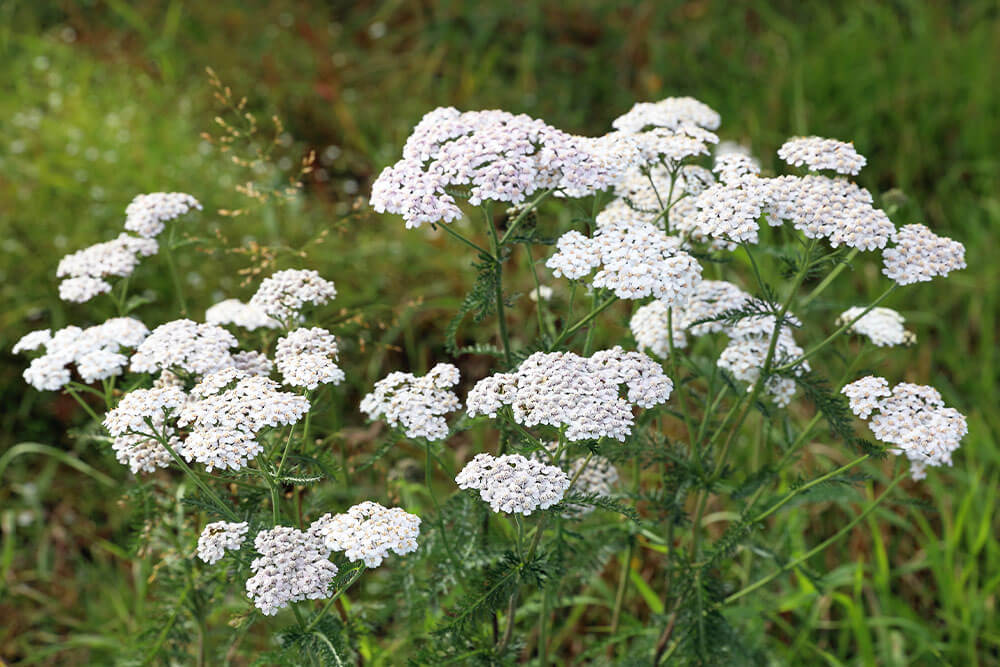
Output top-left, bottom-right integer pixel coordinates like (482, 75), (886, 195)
(275, 327), (345, 390)
(547, 222), (702, 305)
(777, 136), (866, 175)
(250, 269), (337, 322)
(838, 307), (915, 347)
(360, 363), (461, 440)
(246, 526), (339, 615)
(881, 224), (966, 285)
(718, 314), (809, 407)
(843, 376), (967, 479)
(456, 453), (570, 515)
(630, 280), (750, 357)
(370, 107), (642, 227)
(466, 348), (672, 442)
(205, 299), (280, 331)
(313, 501), (421, 568)
(124, 192), (202, 238)
(103, 386), (186, 474)
(16, 318), (149, 391)
(197, 521), (249, 564)
(177, 368), (309, 471)
(57, 234), (158, 303)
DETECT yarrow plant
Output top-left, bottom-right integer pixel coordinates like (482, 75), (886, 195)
(12, 92), (970, 664)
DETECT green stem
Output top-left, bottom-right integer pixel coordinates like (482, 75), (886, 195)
(775, 285), (896, 373)
(725, 471), (905, 605)
(524, 243), (547, 337)
(499, 189), (553, 245)
(158, 436), (237, 521)
(64, 387), (104, 423)
(304, 566), (366, 632)
(752, 454), (870, 524)
(801, 247), (859, 308)
(438, 222), (494, 259)
(485, 204), (513, 366)
(547, 294), (617, 350)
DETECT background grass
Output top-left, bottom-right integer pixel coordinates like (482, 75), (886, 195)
(1, 0), (998, 664)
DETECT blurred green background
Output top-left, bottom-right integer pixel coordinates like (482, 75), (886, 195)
(2, 1), (998, 664)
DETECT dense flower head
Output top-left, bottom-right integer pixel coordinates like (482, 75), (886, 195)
(56, 233), (158, 302)
(370, 107), (641, 228)
(881, 224), (966, 285)
(312, 501), (421, 568)
(455, 453), (570, 515)
(546, 222), (702, 305)
(630, 280), (750, 357)
(843, 376), (967, 479)
(197, 521), (249, 564)
(274, 327), (345, 390)
(103, 386), (186, 474)
(838, 307), (915, 347)
(360, 363), (461, 440)
(718, 314), (809, 407)
(130, 319), (237, 377)
(246, 526), (338, 616)
(630, 125), (718, 169)
(249, 269), (337, 322)
(765, 175), (894, 251)
(466, 347), (673, 442)
(177, 368), (310, 471)
(231, 350), (274, 377)
(612, 96), (721, 134)
(124, 192), (202, 238)
(205, 299), (281, 331)
(842, 375), (891, 420)
(690, 166), (771, 245)
(777, 136), (866, 175)
(17, 318), (150, 391)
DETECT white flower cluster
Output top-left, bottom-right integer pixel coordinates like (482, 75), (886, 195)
(881, 224), (966, 285)
(765, 175), (895, 251)
(130, 319), (237, 377)
(275, 327), (345, 390)
(777, 136), (866, 175)
(312, 501), (421, 568)
(612, 96), (722, 134)
(717, 315), (809, 407)
(124, 192), (202, 238)
(103, 386), (186, 474)
(205, 299), (280, 331)
(843, 376), (968, 480)
(197, 521), (249, 564)
(246, 525), (339, 616)
(16, 318), (150, 391)
(630, 280), (750, 357)
(630, 125), (718, 169)
(249, 269), (338, 322)
(455, 453), (570, 515)
(466, 347), (673, 442)
(690, 155), (771, 245)
(177, 368), (309, 471)
(838, 307), (915, 347)
(231, 350), (274, 377)
(360, 363), (461, 440)
(546, 222), (702, 305)
(370, 107), (641, 228)
(56, 233), (158, 303)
